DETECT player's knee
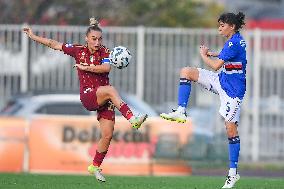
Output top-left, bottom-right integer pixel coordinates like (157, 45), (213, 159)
(105, 86), (117, 98)
(180, 67), (190, 77)
(180, 67), (195, 81)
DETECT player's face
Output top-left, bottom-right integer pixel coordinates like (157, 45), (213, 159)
(218, 21), (235, 38)
(85, 30), (102, 52)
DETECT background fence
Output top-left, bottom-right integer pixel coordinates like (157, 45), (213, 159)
(1, 25), (284, 162)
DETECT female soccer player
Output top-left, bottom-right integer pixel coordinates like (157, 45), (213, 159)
(23, 18), (147, 182)
(160, 12), (246, 188)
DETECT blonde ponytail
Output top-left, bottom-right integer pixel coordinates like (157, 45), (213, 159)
(89, 17), (99, 27)
(86, 17), (102, 35)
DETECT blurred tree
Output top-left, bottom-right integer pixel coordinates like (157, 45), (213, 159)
(118, 0), (224, 27)
(0, 0), (224, 27)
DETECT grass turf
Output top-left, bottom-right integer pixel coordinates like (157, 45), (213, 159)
(0, 173), (283, 189)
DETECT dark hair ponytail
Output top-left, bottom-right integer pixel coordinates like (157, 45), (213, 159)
(218, 12), (246, 31)
(235, 12), (245, 31)
(86, 17), (102, 35)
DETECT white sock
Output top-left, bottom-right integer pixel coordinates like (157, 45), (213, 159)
(129, 116), (136, 122)
(228, 168), (237, 176)
(177, 106), (186, 113)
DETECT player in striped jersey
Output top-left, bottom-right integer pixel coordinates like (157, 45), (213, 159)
(160, 12), (246, 188)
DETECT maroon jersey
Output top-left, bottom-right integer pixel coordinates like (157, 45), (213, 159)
(62, 43), (111, 94)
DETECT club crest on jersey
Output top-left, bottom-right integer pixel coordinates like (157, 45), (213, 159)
(228, 42), (233, 47)
(79, 52), (85, 61)
(65, 43), (73, 48)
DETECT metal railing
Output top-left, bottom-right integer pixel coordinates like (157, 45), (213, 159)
(1, 24), (284, 161)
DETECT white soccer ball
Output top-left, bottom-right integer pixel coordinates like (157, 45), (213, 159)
(109, 46), (132, 69)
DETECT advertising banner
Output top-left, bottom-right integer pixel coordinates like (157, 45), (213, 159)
(27, 116), (192, 175)
(0, 117), (27, 172)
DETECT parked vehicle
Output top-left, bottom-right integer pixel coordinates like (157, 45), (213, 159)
(0, 93), (158, 118)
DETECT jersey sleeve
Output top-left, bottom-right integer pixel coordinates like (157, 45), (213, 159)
(218, 41), (239, 62)
(62, 43), (80, 58)
(100, 46), (111, 64)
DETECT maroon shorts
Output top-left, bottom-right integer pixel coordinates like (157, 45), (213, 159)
(80, 87), (115, 121)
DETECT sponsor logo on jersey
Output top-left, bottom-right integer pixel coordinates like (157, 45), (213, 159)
(240, 40), (246, 47)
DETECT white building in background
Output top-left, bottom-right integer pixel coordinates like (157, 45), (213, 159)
(224, 0), (284, 19)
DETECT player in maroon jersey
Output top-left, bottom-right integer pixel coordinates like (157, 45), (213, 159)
(23, 18), (148, 182)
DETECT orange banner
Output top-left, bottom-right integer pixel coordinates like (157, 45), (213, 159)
(27, 116), (192, 175)
(0, 117), (27, 172)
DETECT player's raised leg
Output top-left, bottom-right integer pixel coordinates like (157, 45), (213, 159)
(160, 67), (199, 123)
(222, 121), (241, 188)
(88, 118), (114, 182)
(96, 86), (148, 129)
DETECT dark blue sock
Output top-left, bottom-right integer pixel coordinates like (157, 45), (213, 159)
(228, 136), (240, 168)
(178, 78), (191, 107)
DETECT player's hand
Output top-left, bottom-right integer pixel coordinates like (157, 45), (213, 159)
(207, 51), (218, 57)
(73, 64), (85, 70)
(73, 62), (88, 68)
(73, 62), (90, 70)
(22, 27), (34, 38)
(199, 45), (209, 56)
(79, 62), (89, 66)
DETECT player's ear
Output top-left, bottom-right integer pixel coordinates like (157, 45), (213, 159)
(85, 36), (88, 43)
(231, 24), (236, 31)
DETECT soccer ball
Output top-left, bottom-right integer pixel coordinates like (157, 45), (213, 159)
(109, 46), (132, 69)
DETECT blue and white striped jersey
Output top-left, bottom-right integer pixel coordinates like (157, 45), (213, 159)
(218, 32), (247, 99)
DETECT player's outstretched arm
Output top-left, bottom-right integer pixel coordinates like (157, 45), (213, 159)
(23, 27), (63, 51)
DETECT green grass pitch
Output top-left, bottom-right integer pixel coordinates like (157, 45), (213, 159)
(0, 173), (283, 189)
